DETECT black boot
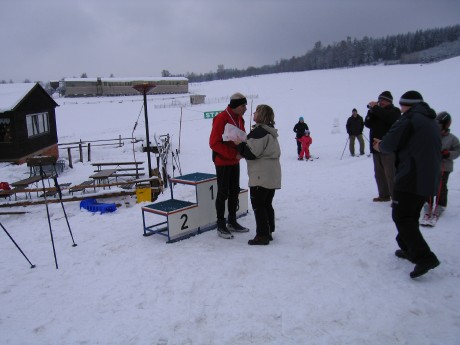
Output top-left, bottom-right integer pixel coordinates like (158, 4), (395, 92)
(248, 235), (270, 245)
(410, 256), (440, 279)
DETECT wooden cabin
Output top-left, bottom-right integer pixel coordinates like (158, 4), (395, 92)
(0, 83), (59, 164)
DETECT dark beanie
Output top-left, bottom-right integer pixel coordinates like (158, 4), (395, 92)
(378, 91), (393, 102)
(399, 91), (424, 106)
(229, 93), (247, 109)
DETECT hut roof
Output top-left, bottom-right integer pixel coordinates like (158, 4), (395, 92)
(0, 83), (57, 113)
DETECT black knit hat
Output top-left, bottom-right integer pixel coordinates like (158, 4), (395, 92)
(378, 91), (393, 102)
(399, 91), (424, 106)
(229, 92), (247, 109)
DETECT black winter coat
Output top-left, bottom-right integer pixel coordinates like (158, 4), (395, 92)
(293, 121), (309, 139)
(379, 102), (441, 197)
(364, 104), (401, 153)
(346, 115), (364, 135)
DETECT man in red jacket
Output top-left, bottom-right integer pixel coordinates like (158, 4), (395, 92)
(209, 92), (250, 239)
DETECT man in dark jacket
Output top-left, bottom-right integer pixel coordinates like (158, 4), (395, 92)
(346, 108), (365, 156)
(373, 91), (441, 279)
(293, 117), (309, 156)
(365, 91), (401, 201)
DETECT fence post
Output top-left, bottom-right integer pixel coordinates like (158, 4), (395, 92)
(67, 148), (73, 169)
(87, 143), (91, 162)
(119, 135), (122, 147)
(79, 143), (83, 162)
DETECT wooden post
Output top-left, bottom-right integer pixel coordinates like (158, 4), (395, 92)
(87, 143), (91, 162)
(119, 135), (122, 147)
(67, 148), (73, 168)
(79, 143), (83, 162)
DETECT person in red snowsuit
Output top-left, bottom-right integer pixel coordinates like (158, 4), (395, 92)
(297, 130), (312, 160)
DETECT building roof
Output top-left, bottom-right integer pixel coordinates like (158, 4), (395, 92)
(0, 83), (36, 113)
(64, 76), (188, 82)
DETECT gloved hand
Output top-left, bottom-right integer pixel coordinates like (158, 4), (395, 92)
(441, 149), (450, 158)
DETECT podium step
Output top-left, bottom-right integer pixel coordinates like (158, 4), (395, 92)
(142, 199), (196, 215)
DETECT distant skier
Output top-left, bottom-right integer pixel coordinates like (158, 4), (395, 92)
(297, 130), (313, 161)
(422, 111), (460, 226)
(293, 117), (309, 156)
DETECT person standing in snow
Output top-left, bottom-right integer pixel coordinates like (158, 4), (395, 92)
(424, 111), (460, 218)
(297, 129), (313, 160)
(293, 116), (309, 156)
(346, 108), (365, 156)
(235, 104), (281, 245)
(373, 91), (441, 279)
(209, 92), (250, 239)
(365, 91), (401, 202)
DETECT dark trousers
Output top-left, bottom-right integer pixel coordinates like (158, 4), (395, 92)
(296, 140), (302, 155)
(215, 164), (240, 224)
(250, 186), (275, 238)
(349, 134), (365, 155)
(392, 190), (437, 264)
(372, 152), (395, 199)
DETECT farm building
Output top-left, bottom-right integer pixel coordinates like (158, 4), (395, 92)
(0, 83), (59, 164)
(60, 77), (189, 97)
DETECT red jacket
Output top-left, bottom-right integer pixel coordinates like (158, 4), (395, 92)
(297, 135), (312, 147)
(209, 107), (246, 166)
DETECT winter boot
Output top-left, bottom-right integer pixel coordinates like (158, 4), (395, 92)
(227, 219), (249, 233)
(248, 235), (270, 245)
(217, 220), (233, 239)
(410, 256), (440, 279)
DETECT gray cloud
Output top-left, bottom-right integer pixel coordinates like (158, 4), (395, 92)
(1, 0), (459, 82)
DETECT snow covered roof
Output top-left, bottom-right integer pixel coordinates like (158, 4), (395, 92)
(0, 83), (36, 113)
(64, 76), (188, 82)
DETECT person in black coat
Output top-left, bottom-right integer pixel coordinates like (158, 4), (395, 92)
(293, 117), (309, 155)
(373, 91), (441, 279)
(346, 108), (365, 156)
(365, 91), (401, 201)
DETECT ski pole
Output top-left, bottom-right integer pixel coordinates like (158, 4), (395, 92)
(340, 137), (349, 160)
(39, 165), (59, 269)
(1, 222), (36, 269)
(432, 161), (445, 216)
(178, 107), (183, 154)
(175, 149), (182, 175)
(53, 174), (77, 248)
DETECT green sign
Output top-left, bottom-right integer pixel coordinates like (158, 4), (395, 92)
(204, 111), (222, 119)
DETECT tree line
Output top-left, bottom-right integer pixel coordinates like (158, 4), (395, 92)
(176, 24), (460, 83)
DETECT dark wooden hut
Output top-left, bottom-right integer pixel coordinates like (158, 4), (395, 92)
(0, 83), (59, 164)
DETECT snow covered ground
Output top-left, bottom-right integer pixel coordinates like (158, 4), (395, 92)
(1, 58), (460, 345)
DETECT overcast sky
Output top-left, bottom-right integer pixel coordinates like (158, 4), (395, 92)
(1, 0), (459, 82)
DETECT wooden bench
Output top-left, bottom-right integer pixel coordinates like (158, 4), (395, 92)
(69, 180), (95, 195)
(11, 175), (42, 189)
(92, 161), (145, 179)
(0, 187), (29, 201)
(39, 183), (72, 198)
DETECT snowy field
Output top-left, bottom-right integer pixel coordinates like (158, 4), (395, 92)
(1, 57), (460, 345)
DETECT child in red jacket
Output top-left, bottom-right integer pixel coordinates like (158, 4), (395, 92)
(297, 130), (313, 160)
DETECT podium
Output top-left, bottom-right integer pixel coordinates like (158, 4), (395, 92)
(141, 172), (248, 242)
